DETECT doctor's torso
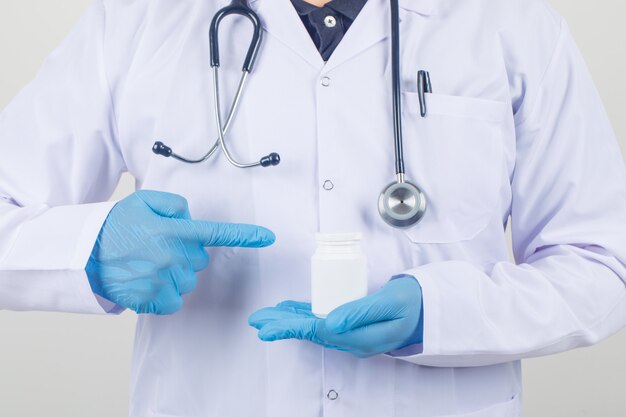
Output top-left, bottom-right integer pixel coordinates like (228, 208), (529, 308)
(94, 0), (547, 416)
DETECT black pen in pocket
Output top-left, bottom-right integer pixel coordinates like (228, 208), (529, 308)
(418, 70), (432, 117)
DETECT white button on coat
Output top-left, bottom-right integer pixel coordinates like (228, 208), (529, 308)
(1, 0), (625, 416)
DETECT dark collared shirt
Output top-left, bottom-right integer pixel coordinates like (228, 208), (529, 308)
(291, 0), (368, 61)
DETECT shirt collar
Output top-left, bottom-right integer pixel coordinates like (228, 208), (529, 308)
(326, 0), (368, 21)
(290, 0), (318, 16)
(290, 0), (368, 22)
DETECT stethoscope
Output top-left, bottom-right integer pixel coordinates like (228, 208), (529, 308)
(152, 0), (428, 228)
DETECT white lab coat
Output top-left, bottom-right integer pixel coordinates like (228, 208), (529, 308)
(1, 0), (625, 415)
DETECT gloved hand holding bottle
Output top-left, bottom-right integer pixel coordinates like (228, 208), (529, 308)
(249, 276), (423, 358)
(86, 190), (276, 315)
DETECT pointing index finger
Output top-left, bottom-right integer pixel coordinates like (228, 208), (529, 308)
(176, 220), (276, 248)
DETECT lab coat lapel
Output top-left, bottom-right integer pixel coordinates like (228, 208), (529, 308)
(250, 0), (326, 70)
(323, 0), (438, 73)
(323, 0), (388, 73)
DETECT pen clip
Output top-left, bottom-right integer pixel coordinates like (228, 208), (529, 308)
(418, 70), (432, 117)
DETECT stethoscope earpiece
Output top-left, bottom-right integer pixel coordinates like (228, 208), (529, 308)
(152, 141), (173, 157)
(260, 153), (281, 167)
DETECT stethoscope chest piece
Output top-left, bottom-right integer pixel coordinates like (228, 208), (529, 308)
(378, 180), (427, 228)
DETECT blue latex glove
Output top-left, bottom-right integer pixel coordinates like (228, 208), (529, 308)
(248, 276), (423, 358)
(86, 190), (275, 315)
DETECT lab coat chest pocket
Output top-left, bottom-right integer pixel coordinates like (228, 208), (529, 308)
(400, 92), (508, 244)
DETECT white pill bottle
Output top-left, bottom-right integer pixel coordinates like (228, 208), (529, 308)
(311, 233), (368, 318)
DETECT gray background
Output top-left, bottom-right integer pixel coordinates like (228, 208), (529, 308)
(0, 0), (624, 416)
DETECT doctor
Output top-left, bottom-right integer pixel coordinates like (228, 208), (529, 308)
(1, 0), (625, 416)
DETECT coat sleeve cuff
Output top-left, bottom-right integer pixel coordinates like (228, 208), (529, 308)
(386, 262), (475, 365)
(385, 274), (426, 358)
(383, 263), (461, 363)
(0, 201), (122, 314)
(67, 201), (125, 314)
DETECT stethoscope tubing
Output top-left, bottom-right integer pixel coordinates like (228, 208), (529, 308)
(390, 0), (406, 179)
(152, 0), (276, 167)
(164, 71), (248, 164)
(209, 0), (263, 72)
(212, 69), (262, 168)
(377, 0), (428, 228)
